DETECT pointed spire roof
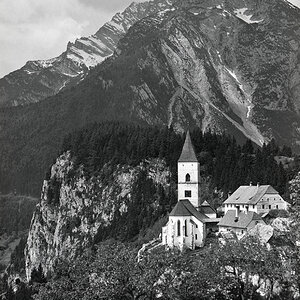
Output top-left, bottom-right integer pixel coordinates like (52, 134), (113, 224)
(178, 131), (198, 162)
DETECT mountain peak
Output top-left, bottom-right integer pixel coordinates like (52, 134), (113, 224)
(0, 0), (175, 107)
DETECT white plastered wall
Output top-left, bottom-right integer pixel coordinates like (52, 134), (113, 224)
(178, 162), (200, 208)
(162, 216), (205, 250)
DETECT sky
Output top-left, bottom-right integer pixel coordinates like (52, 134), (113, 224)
(0, 0), (146, 78)
(0, 0), (299, 78)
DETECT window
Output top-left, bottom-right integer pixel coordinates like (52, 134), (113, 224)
(184, 220), (188, 236)
(185, 173), (191, 182)
(177, 220), (181, 236)
(252, 205), (255, 209)
(195, 234), (198, 240)
(269, 205), (271, 209)
(262, 205), (265, 209)
(185, 190), (192, 197)
(241, 230), (244, 234)
(276, 205), (278, 209)
(196, 224), (198, 228)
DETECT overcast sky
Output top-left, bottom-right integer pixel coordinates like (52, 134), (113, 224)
(0, 0), (299, 78)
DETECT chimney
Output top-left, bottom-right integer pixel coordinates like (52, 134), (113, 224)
(249, 182), (252, 186)
(228, 190), (232, 198)
(257, 182), (260, 187)
(235, 206), (240, 222)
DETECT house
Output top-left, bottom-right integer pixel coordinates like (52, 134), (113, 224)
(218, 210), (265, 236)
(162, 131), (220, 250)
(219, 184), (289, 237)
(223, 184), (289, 215)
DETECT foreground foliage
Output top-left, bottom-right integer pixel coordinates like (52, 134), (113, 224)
(31, 232), (299, 300)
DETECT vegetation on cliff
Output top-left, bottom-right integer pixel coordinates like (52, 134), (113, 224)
(59, 122), (295, 200)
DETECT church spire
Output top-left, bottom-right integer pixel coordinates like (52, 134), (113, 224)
(178, 131), (198, 162)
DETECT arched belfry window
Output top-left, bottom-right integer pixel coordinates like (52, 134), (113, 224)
(177, 220), (181, 236)
(185, 173), (191, 182)
(184, 219), (188, 236)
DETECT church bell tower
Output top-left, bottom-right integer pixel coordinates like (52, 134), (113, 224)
(177, 131), (200, 208)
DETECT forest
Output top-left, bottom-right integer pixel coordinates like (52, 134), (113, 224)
(60, 122), (295, 199)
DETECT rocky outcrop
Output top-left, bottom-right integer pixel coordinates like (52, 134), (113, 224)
(0, 0), (174, 107)
(246, 223), (274, 244)
(25, 152), (170, 280)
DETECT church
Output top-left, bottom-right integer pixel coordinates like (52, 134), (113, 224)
(162, 132), (291, 249)
(162, 131), (219, 250)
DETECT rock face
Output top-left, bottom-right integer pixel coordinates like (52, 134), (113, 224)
(118, 0), (300, 147)
(0, 0), (174, 107)
(25, 152), (170, 280)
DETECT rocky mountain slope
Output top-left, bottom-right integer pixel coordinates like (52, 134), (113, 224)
(0, 0), (174, 107)
(0, 0), (299, 196)
(25, 152), (170, 279)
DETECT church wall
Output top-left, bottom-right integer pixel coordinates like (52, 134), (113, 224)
(164, 216), (205, 249)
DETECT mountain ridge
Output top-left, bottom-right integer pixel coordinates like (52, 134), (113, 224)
(0, 0), (174, 107)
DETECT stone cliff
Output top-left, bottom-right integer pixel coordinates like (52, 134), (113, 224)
(25, 152), (170, 279)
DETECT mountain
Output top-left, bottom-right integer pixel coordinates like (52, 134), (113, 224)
(0, 0), (174, 107)
(0, 0), (299, 196)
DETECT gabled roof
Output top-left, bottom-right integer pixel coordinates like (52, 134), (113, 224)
(178, 131), (198, 162)
(170, 199), (207, 222)
(224, 185), (279, 205)
(218, 210), (263, 229)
